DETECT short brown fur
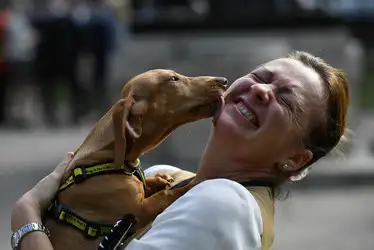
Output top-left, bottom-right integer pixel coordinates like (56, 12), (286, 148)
(45, 69), (227, 250)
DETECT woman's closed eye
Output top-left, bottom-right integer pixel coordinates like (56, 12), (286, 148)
(274, 85), (297, 114)
(251, 73), (266, 83)
(251, 72), (292, 110)
(277, 92), (304, 128)
(251, 71), (296, 113)
(278, 95), (293, 112)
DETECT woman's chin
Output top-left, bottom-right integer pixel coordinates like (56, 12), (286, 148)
(214, 108), (240, 134)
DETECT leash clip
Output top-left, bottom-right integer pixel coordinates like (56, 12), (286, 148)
(73, 167), (87, 184)
(98, 214), (136, 250)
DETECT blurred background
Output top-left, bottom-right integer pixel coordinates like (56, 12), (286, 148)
(1, 0), (374, 249)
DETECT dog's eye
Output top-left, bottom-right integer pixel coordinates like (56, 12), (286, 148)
(170, 76), (179, 82)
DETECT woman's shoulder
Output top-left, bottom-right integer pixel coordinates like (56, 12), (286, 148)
(160, 178), (262, 237)
(135, 178), (263, 250)
(186, 179), (263, 225)
(191, 179), (261, 205)
(132, 166), (263, 249)
(145, 165), (262, 226)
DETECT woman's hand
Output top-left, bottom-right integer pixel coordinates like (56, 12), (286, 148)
(11, 152), (74, 231)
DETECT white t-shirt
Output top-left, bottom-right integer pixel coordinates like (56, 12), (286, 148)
(125, 165), (263, 250)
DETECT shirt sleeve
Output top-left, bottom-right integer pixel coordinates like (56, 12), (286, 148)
(126, 178), (263, 250)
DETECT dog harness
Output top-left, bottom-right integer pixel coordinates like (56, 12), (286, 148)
(47, 159), (145, 239)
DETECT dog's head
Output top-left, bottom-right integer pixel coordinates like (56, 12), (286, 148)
(113, 69), (227, 163)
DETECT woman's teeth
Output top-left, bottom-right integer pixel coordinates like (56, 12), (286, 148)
(237, 102), (258, 127)
(237, 102), (250, 117)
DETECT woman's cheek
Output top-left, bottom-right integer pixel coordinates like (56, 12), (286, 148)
(268, 107), (289, 131)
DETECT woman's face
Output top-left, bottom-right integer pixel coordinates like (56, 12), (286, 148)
(214, 58), (325, 168)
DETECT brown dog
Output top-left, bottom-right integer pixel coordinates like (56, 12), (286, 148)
(45, 69), (227, 250)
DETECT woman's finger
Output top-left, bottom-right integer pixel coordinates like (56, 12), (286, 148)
(25, 152), (75, 210)
(53, 151), (75, 176)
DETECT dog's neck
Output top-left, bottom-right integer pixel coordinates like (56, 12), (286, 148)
(53, 113), (163, 229)
(124, 122), (173, 162)
(68, 114), (149, 168)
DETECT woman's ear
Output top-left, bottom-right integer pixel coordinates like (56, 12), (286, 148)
(279, 149), (313, 173)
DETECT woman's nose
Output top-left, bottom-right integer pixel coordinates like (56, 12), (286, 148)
(250, 84), (271, 104)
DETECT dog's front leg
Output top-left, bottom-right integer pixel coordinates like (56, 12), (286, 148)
(136, 181), (196, 228)
(144, 173), (174, 196)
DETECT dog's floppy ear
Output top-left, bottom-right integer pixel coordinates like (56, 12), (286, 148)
(126, 98), (148, 140)
(112, 96), (147, 169)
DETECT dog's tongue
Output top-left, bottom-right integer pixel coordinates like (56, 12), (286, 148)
(212, 96), (225, 126)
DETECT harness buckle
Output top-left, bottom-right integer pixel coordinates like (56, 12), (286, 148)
(85, 223), (100, 238)
(85, 222), (113, 238)
(49, 201), (72, 223)
(73, 167), (87, 184)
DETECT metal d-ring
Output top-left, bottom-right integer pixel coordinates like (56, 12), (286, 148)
(121, 165), (139, 176)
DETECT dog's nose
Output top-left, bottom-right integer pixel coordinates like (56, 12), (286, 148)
(214, 77), (228, 88)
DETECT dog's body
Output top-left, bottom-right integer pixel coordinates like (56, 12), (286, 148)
(45, 70), (226, 250)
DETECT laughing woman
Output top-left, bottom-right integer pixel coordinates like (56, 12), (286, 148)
(11, 51), (349, 250)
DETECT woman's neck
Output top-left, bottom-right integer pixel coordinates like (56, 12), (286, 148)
(195, 134), (276, 183)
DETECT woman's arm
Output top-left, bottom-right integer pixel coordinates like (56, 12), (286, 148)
(126, 179), (263, 250)
(11, 194), (53, 250)
(11, 152), (74, 250)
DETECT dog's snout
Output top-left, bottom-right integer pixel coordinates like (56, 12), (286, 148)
(214, 77), (228, 87)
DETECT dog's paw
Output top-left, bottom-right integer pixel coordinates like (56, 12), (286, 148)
(145, 174), (174, 196)
(152, 173), (174, 183)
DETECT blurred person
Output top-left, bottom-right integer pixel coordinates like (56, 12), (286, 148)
(208, 0), (277, 25)
(105, 0), (132, 50)
(68, 0), (119, 119)
(31, 0), (87, 127)
(1, 3), (37, 128)
(0, 7), (9, 126)
(84, 0), (116, 117)
(11, 51), (349, 250)
(131, 0), (157, 24)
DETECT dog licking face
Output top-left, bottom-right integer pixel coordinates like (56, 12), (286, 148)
(118, 69), (227, 160)
(49, 70), (227, 250)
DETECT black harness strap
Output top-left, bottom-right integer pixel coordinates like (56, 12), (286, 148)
(48, 200), (114, 238)
(169, 177), (195, 190)
(238, 180), (274, 188)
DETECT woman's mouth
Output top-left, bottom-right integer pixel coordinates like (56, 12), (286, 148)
(235, 101), (259, 128)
